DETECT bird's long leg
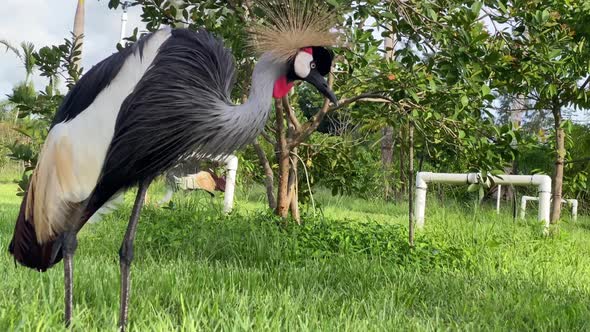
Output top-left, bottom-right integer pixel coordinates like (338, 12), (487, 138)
(62, 231), (78, 327)
(118, 178), (152, 331)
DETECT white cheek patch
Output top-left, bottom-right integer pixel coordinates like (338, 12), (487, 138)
(294, 51), (313, 78)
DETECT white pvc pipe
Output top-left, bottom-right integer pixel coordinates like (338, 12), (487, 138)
(492, 174), (552, 224)
(520, 195), (534, 220)
(521, 196), (578, 222)
(414, 185), (427, 230)
(90, 154), (239, 223)
(496, 185), (502, 214)
(415, 172), (552, 229)
(415, 172), (480, 229)
(571, 199), (578, 222)
(222, 155), (238, 214)
(157, 154), (238, 213)
(119, 9), (128, 45)
(158, 188), (175, 206)
(88, 191), (125, 223)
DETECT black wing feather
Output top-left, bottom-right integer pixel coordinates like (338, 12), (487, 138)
(85, 28), (237, 212)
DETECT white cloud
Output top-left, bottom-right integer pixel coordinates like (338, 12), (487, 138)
(0, 0), (146, 98)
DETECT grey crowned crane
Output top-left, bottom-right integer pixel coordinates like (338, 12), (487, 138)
(8, 1), (339, 330)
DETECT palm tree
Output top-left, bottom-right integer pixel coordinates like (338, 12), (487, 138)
(1, 40), (37, 122)
(0, 40), (35, 85)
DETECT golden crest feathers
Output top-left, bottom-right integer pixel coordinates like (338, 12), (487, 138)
(248, 0), (341, 61)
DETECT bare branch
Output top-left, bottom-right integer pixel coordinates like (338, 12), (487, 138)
(482, 8), (514, 51)
(289, 89), (396, 149)
(580, 75), (590, 91)
(260, 129), (276, 146)
(288, 73), (333, 149)
(282, 96), (301, 132)
(252, 138), (277, 209)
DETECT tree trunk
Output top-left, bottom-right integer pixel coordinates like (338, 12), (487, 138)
(381, 25), (395, 201)
(275, 99), (291, 218)
(288, 148), (300, 223)
(408, 121), (415, 247)
(72, 0), (85, 68)
(381, 127), (394, 166)
(253, 138), (276, 209)
(398, 128), (406, 199)
(381, 126), (394, 200)
(550, 103), (565, 223)
(286, 96), (301, 223)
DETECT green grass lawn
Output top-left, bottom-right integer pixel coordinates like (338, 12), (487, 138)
(1, 179), (590, 331)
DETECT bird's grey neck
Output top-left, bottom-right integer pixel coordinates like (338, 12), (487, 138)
(238, 54), (285, 114)
(214, 54), (284, 155)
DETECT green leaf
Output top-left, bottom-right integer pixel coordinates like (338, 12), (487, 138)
(461, 95), (469, 107)
(471, 1), (483, 16)
(325, 0), (340, 8)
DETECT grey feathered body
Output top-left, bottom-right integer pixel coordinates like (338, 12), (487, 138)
(87, 28), (285, 214)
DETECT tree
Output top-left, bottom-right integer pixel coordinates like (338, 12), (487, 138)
(381, 25), (395, 200)
(0, 40), (36, 84)
(1, 40), (37, 122)
(485, 0), (590, 222)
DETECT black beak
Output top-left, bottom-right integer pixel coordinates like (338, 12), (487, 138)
(304, 70), (338, 105)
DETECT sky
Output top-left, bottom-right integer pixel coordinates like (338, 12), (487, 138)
(0, 0), (146, 97)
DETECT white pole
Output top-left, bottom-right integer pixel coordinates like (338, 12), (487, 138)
(496, 185), (502, 214)
(570, 199), (578, 222)
(159, 188), (174, 206)
(562, 199), (579, 222)
(520, 195), (529, 220)
(415, 172), (427, 229)
(119, 2), (128, 45)
(534, 175), (552, 228)
(521, 196), (579, 223)
(223, 155), (238, 213)
(414, 172), (552, 229)
(490, 174), (551, 227)
(158, 154), (239, 211)
(414, 172), (480, 229)
(88, 191), (125, 223)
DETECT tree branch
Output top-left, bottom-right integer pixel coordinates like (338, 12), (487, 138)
(282, 96), (301, 132)
(260, 130), (276, 146)
(580, 75), (590, 91)
(252, 138), (277, 209)
(289, 88), (394, 149)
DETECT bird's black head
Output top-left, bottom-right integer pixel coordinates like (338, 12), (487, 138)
(273, 46), (338, 105)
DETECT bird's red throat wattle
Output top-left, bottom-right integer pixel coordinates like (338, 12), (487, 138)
(273, 76), (294, 99)
(273, 47), (313, 99)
